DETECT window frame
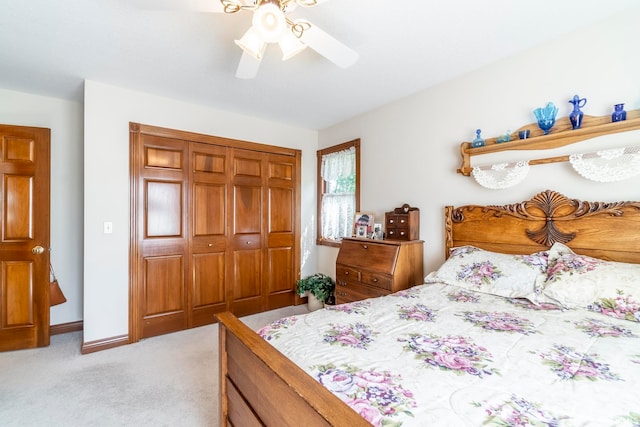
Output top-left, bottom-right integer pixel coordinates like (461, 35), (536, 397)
(316, 138), (361, 247)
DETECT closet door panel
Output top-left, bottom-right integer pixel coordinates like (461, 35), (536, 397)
(193, 183), (225, 236)
(136, 135), (189, 338)
(229, 149), (264, 316)
(268, 188), (293, 233)
(233, 185), (261, 234)
(230, 249), (262, 316)
(267, 247), (293, 293)
(142, 255), (186, 337)
(265, 154), (296, 309)
(190, 144), (228, 326)
(146, 180), (182, 237)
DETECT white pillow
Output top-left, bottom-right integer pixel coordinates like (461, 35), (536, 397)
(542, 243), (640, 322)
(426, 246), (548, 303)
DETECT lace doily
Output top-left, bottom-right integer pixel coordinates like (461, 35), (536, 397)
(472, 161), (530, 189)
(569, 146), (640, 182)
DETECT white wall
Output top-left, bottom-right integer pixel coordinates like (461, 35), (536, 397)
(0, 88), (84, 326)
(83, 81), (318, 342)
(318, 7), (640, 275)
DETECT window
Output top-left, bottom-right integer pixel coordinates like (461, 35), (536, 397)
(317, 139), (360, 246)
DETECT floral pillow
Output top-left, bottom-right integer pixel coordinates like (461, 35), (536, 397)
(425, 246), (549, 303)
(541, 243), (640, 322)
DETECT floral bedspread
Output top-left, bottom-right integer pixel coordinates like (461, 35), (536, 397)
(258, 283), (640, 426)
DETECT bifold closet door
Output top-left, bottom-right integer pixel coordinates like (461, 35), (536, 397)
(264, 152), (297, 311)
(135, 134), (189, 338)
(190, 143), (228, 327)
(228, 149), (264, 316)
(131, 122), (301, 340)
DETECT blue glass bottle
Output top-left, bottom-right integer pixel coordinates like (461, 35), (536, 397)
(612, 103), (627, 122)
(471, 129), (485, 148)
(568, 95), (587, 130)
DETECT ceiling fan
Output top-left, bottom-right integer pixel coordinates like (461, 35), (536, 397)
(209, 0), (359, 78)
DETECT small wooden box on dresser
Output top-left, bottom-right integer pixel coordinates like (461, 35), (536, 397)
(335, 238), (424, 304)
(385, 206), (419, 240)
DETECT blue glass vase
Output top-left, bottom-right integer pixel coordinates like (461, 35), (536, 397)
(568, 95), (587, 129)
(534, 102), (558, 135)
(612, 103), (627, 122)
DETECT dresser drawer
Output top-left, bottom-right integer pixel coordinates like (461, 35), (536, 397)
(337, 240), (399, 272)
(336, 265), (361, 282)
(386, 228), (410, 240)
(335, 281), (389, 304)
(386, 214), (409, 228)
(360, 271), (392, 290)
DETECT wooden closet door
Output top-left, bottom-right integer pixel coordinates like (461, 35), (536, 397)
(190, 143), (228, 327)
(135, 134), (189, 338)
(265, 152), (298, 310)
(130, 122), (301, 341)
(228, 149), (264, 316)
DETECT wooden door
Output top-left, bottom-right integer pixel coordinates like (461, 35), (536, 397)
(228, 149), (264, 316)
(264, 152), (299, 310)
(0, 125), (50, 351)
(132, 132), (189, 339)
(190, 143), (228, 327)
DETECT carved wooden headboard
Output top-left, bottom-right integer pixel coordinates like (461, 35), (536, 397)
(445, 190), (640, 263)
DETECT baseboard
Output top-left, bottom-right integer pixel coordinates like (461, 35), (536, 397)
(81, 334), (130, 355)
(50, 320), (83, 335)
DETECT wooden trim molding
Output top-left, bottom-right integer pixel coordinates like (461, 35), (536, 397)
(81, 334), (130, 355)
(50, 320), (83, 336)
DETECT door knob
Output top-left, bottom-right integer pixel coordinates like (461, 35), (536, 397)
(32, 246), (45, 255)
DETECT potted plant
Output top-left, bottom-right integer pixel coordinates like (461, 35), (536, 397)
(296, 273), (335, 311)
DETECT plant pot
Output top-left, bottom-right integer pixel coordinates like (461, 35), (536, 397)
(307, 293), (324, 311)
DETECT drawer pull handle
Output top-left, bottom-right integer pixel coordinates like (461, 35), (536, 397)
(372, 278), (378, 282)
(344, 271), (349, 275)
(208, 243), (213, 247)
(400, 219), (406, 224)
(389, 219), (394, 224)
(362, 245), (368, 249)
(339, 292), (346, 297)
(400, 231), (405, 235)
(339, 281), (346, 286)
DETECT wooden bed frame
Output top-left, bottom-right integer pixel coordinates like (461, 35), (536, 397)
(216, 190), (640, 426)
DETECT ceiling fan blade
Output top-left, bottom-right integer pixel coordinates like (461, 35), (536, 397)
(298, 22), (358, 68)
(236, 51), (262, 79)
(295, 0), (332, 7)
(128, 0), (226, 13)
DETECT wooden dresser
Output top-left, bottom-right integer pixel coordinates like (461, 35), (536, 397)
(335, 238), (424, 304)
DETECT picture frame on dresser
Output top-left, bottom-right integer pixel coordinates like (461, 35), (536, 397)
(355, 225), (367, 238)
(353, 212), (374, 237)
(372, 223), (383, 240)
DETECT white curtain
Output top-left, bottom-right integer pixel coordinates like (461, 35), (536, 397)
(321, 147), (355, 240)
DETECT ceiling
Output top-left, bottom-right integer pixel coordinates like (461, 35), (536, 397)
(1, 0), (637, 129)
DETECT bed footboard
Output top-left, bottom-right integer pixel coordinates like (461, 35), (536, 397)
(216, 311), (368, 427)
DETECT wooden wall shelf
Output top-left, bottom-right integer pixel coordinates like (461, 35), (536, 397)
(458, 109), (640, 176)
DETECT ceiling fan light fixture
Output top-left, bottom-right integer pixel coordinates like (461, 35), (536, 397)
(278, 31), (306, 60)
(252, 2), (286, 42)
(234, 27), (266, 60)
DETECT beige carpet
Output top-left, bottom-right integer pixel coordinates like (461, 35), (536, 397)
(0, 306), (309, 427)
